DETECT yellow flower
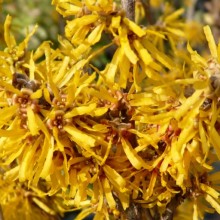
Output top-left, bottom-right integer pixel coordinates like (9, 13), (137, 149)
(2, 1), (220, 219)
(0, 171), (62, 220)
(148, 7), (186, 52)
(1, 14), (132, 217)
(185, 21), (205, 47)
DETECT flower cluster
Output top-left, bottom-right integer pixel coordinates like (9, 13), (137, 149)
(1, 0), (220, 220)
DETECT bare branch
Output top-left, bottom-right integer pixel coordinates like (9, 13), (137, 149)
(186, 0), (198, 21)
(160, 195), (182, 220)
(145, 208), (154, 220)
(121, 0), (135, 21)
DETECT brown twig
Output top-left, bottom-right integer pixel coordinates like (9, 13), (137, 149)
(186, 0), (198, 21)
(160, 195), (182, 220)
(145, 208), (154, 220)
(121, 0), (135, 21)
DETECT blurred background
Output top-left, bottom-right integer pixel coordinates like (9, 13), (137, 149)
(0, 0), (64, 50)
(0, 0), (220, 219)
(1, 0), (220, 50)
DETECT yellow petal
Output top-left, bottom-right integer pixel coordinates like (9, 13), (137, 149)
(103, 164), (127, 192)
(93, 212), (105, 220)
(59, 59), (88, 87)
(133, 63), (142, 92)
(97, 178), (104, 211)
(4, 15), (16, 49)
(29, 52), (35, 80)
(164, 8), (184, 23)
(105, 47), (123, 83)
(32, 197), (56, 215)
(128, 93), (157, 106)
(4, 166), (19, 181)
(103, 178), (116, 210)
(75, 207), (95, 220)
(143, 170), (157, 200)
(18, 24), (38, 53)
(209, 127), (220, 159)
(44, 45), (60, 98)
(158, 190), (172, 201)
(69, 169), (78, 198)
(204, 25), (217, 58)
(70, 26), (90, 45)
(92, 107), (108, 116)
(65, 103), (97, 118)
(27, 106), (39, 136)
(187, 42), (207, 66)
(116, 189), (130, 210)
(0, 128), (25, 137)
(205, 194), (220, 214)
(100, 139), (112, 166)
(119, 26), (138, 64)
(66, 71), (80, 105)
(173, 122), (197, 161)
(193, 201), (198, 220)
(32, 137), (51, 186)
(53, 127), (64, 152)
(121, 138), (151, 170)
(166, 27), (185, 37)
(40, 137), (54, 178)
(87, 23), (105, 44)
(65, 14), (98, 39)
(111, 16), (121, 29)
(143, 40), (174, 69)
(35, 114), (50, 140)
(54, 1), (82, 17)
(0, 80), (21, 94)
(4, 142), (26, 165)
(43, 87), (52, 104)
(54, 56), (70, 84)
(199, 120), (209, 155)
(217, 42), (220, 63)
(142, 64), (162, 81)
(74, 182), (88, 207)
(146, 29), (165, 39)
(201, 183), (219, 199)
(64, 125), (96, 148)
(89, 87), (117, 103)
(29, 89), (41, 100)
(133, 40), (152, 65)
(118, 52), (130, 88)
(19, 136), (42, 182)
(65, 125), (102, 160)
(123, 17), (146, 37)
(175, 90), (203, 120)
(160, 153), (171, 172)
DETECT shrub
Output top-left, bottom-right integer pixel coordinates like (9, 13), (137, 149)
(1, 0), (220, 219)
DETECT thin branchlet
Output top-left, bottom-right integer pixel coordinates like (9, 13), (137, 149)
(160, 195), (182, 220)
(121, 0), (135, 21)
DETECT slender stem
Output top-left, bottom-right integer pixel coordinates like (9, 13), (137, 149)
(145, 208), (154, 220)
(125, 202), (141, 220)
(186, 0), (198, 21)
(121, 0), (135, 21)
(160, 195), (181, 220)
